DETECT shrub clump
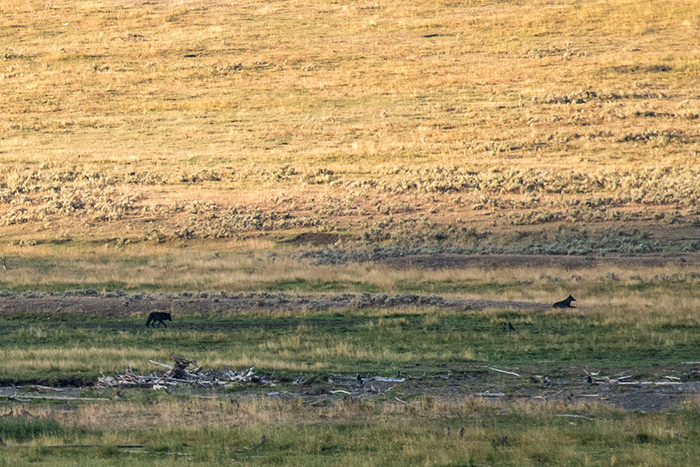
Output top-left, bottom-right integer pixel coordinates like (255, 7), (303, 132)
(300, 226), (660, 265)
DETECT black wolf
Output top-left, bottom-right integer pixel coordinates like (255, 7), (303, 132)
(146, 312), (172, 328)
(552, 295), (576, 309)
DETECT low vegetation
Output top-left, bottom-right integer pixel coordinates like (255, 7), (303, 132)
(3, 0), (700, 463)
(1, 0), (699, 257)
(0, 262), (698, 462)
(3, 396), (700, 465)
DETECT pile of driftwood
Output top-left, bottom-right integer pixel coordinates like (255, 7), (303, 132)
(584, 369), (682, 386)
(98, 356), (274, 390)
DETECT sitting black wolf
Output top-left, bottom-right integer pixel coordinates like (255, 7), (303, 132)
(146, 312), (172, 328)
(552, 295), (576, 309)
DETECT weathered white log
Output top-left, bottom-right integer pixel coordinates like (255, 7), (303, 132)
(2, 394), (109, 401)
(488, 367), (521, 377)
(149, 360), (173, 370)
(372, 377), (405, 383)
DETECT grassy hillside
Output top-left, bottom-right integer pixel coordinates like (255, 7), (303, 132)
(1, 0), (699, 270)
(4, 3), (700, 463)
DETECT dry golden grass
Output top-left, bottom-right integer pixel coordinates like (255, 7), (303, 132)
(1, 0), (699, 256)
(0, 245), (698, 294)
(3, 393), (700, 465)
(0, 345), (328, 375)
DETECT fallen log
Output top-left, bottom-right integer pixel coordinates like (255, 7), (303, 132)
(2, 394), (109, 402)
(148, 360), (173, 370)
(488, 367), (522, 377)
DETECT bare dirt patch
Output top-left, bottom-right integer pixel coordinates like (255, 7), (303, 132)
(380, 253), (700, 270)
(0, 294), (549, 319)
(284, 232), (341, 246)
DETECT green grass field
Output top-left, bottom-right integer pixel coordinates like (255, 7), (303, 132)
(3, 397), (700, 466)
(2, 269), (700, 465)
(1, 286), (700, 380)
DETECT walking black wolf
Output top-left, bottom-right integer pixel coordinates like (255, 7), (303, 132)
(552, 295), (576, 309)
(146, 312), (172, 328)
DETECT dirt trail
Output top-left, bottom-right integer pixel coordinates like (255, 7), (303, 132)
(0, 294), (550, 318)
(381, 253), (700, 269)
